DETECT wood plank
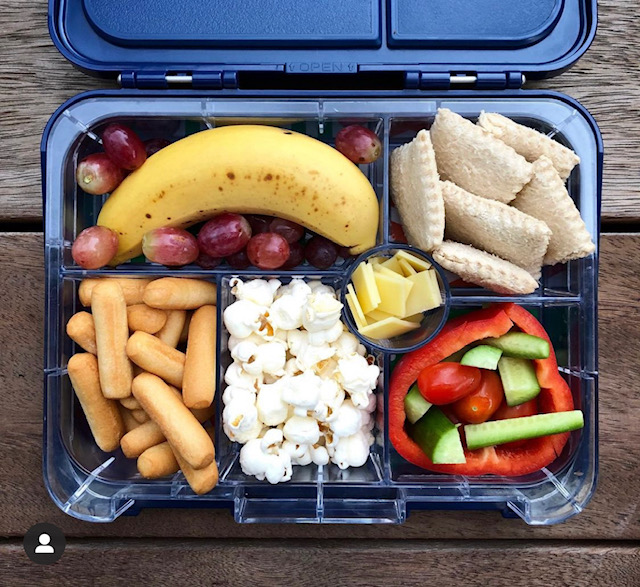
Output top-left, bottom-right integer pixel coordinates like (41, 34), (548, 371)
(0, 233), (638, 539)
(0, 541), (638, 586)
(0, 1), (639, 222)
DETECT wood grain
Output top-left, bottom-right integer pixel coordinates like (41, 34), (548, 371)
(0, 1), (639, 222)
(1, 541), (638, 586)
(0, 233), (639, 539)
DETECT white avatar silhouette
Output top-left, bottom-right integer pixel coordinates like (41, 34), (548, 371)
(35, 533), (54, 554)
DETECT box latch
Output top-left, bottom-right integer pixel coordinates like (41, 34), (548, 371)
(119, 71), (239, 89)
(405, 71), (525, 90)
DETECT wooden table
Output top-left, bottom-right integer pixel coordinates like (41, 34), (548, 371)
(1, 1), (639, 584)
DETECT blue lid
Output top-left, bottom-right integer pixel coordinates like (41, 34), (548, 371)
(49, 0), (596, 83)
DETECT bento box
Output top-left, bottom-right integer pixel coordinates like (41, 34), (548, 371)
(42, 0), (600, 524)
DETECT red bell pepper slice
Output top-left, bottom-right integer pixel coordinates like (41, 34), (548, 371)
(389, 304), (576, 476)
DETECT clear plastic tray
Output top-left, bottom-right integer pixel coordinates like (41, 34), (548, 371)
(42, 92), (600, 524)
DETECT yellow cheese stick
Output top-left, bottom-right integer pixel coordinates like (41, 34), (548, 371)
(156, 310), (187, 348)
(92, 281), (133, 399)
(126, 304), (167, 334)
(68, 353), (124, 452)
(183, 305), (216, 409)
(137, 442), (180, 479)
(79, 278), (152, 307)
(66, 311), (97, 354)
(126, 330), (185, 388)
(132, 373), (214, 469)
(143, 278), (217, 310)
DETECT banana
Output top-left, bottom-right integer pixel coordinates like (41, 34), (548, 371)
(97, 125), (379, 265)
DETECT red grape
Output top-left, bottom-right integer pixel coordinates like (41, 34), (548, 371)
(246, 233), (290, 270)
(76, 154), (124, 195)
(269, 218), (305, 244)
(226, 249), (251, 269)
(142, 227), (199, 266)
(245, 214), (272, 235)
(337, 245), (352, 259)
(144, 138), (171, 157)
(335, 125), (382, 164)
(196, 252), (222, 269)
(197, 213), (252, 257)
(280, 241), (305, 269)
(305, 236), (338, 269)
(72, 226), (119, 269)
(102, 123), (147, 170)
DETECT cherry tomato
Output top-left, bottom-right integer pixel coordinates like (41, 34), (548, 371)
(493, 398), (538, 420)
(417, 362), (481, 405)
(451, 371), (504, 424)
(493, 399), (539, 450)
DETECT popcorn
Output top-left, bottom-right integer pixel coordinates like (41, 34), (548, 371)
(224, 278), (380, 484)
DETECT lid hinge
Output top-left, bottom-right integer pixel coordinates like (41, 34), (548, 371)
(118, 71), (239, 89)
(406, 71), (525, 90)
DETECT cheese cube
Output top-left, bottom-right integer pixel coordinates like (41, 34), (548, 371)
(374, 271), (413, 317)
(394, 250), (432, 272)
(351, 261), (380, 314)
(402, 269), (442, 318)
(398, 258), (417, 277)
(373, 263), (406, 280)
(365, 308), (395, 322)
(346, 284), (368, 330)
(358, 317), (420, 340)
(380, 255), (404, 274)
(369, 256), (383, 265)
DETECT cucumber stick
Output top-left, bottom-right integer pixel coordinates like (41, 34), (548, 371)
(464, 410), (584, 451)
(410, 407), (466, 464)
(404, 384), (432, 424)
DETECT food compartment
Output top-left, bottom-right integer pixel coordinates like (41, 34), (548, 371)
(388, 99), (599, 298)
(216, 274), (386, 486)
(59, 112), (385, 272)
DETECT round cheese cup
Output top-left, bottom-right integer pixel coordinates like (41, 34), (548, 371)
(341, 244), (450, 353)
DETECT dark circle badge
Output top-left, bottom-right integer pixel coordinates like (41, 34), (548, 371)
(23, 523), (66, 565)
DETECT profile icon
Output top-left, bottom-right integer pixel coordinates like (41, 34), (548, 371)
(35, 533), (55, 554)
(24, 523), (65, 564)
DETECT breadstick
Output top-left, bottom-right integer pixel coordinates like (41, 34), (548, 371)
(430, 108), (533, 204)
(179, 312), (192, 345)
(127, 304), (167, 334)
(120, 403), (214, 458)
(432, 241), (539, 295)
(171, 441), (218, 494)
(120, 420), (166, 458)
(131, 409), (150, 423)
(183, 305), (217, 409)
(66, 311), (97, 354)
(143, 278), (217, 310)
(137, 442), (180, 479)
(390, 129), (444, 252)
(126, 331), (185, 388)
(511, 156), (596, 265)
(79, 278), (152, 307)
(156, 310), (187, 348)
(132, 373), (214, 469)
(477, 112), (580, 180)
(120, 396), (142, 410)
(92, 280), (133, 399)
(119, 406), (142, 433)
(441, 181), (551, 279)
(68, 353), (124, 452)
